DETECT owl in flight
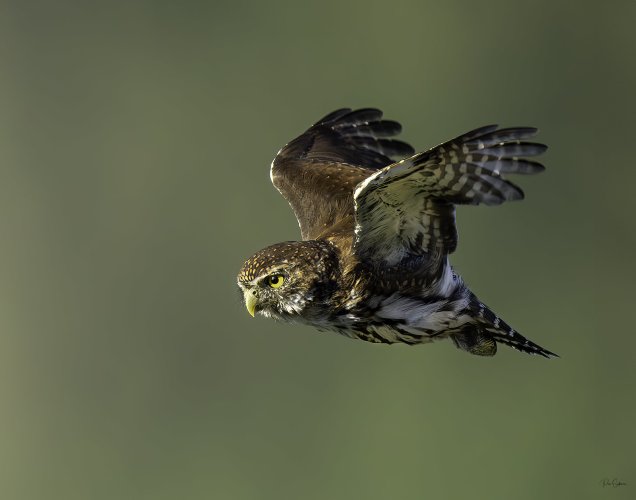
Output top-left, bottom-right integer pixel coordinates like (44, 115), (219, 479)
(238, 108), (557, 358)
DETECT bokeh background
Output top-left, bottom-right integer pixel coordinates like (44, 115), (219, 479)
(1, 1), (634, 499)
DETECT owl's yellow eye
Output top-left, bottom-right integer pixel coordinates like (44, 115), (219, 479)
(267, 274), (285, 288)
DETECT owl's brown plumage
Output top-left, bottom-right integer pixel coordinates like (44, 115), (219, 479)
(237, 108), (557, 358)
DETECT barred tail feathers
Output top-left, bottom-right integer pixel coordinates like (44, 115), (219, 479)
(470, 299), (558, 358)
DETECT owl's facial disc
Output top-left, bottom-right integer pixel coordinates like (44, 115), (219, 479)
(240, 269), (291, 318)
(241, 271), (286, 317)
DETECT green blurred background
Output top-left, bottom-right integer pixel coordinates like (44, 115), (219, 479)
(1, 1), (634, 499)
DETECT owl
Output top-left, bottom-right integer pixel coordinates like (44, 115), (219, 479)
(237, 108), (556, 357)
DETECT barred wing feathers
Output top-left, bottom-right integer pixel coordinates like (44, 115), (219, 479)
(353, 125), (546, 266)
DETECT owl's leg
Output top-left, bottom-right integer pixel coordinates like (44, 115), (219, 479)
(450, 326), (497, 356)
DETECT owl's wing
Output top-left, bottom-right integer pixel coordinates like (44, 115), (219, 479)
(271, 108), (415, 240)
(353, 125), (546, 268)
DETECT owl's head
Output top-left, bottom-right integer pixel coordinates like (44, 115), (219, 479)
(237, 241), (338, 319)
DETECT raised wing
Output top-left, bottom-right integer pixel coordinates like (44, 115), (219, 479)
(353, 125), (546, 267)
(270, 108), (415, 240)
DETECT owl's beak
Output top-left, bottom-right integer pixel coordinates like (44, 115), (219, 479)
(244, 290), (258, 317)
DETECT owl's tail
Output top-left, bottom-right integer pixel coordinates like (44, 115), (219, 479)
(452, 298), (558, 358)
